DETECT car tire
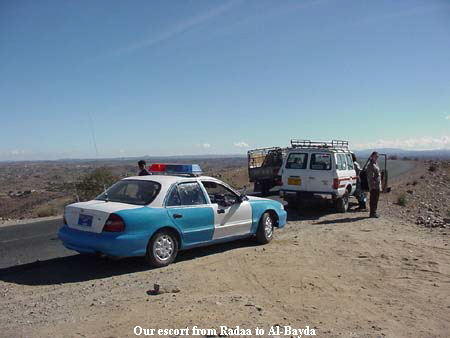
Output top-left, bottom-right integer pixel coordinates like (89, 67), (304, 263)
(145, 230), (179, 267)
(336, 192), (349, 213)
(256, 212), (274, 244)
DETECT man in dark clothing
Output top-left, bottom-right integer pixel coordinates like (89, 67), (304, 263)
(351, 153), (367, 210)
(366, 152), (382, 218)
(138, 160), (150, 176)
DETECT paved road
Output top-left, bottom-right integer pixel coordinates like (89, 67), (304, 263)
(0, 219), (73, 269)
(0, 160), (418, 271)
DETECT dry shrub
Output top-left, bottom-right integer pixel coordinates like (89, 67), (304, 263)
(75, 167), (119, 201)
(36, 206), (58, 217)
(396, 193), (408, 207)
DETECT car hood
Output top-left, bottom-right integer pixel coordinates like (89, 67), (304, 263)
(246, 195), (266, 201)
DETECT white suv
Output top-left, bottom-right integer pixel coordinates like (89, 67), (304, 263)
(279, 140), (357, 212)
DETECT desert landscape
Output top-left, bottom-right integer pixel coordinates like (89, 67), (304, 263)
(0, 157), (248, 223)
(1, 158), (449, 338)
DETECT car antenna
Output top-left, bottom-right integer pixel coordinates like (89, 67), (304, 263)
(74, 183), (80, 202)
(88, 112), (110, 203)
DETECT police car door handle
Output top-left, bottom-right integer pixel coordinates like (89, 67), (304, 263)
(217, 209), (225, 214)
(173, 213), (183, 219)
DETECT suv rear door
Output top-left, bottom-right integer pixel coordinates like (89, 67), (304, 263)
(307, 152), (333, 192)
(281, 152), (309, 191)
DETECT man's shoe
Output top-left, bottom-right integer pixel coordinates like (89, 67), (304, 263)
(370, 213), (380, 218)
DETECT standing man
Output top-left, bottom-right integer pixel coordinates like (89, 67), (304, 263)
(366, 152), (382, 218)
(138, 160), (150, 176)
(351, 153), (367, 210)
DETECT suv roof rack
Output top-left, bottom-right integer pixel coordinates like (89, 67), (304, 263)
(290, 139), (349, 150)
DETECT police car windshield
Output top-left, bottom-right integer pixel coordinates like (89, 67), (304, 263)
(96, 180), (161, 205)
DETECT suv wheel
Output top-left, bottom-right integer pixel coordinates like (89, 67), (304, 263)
(336, 192), (349, 213)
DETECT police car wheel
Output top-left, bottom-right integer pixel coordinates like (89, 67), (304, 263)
(336, 192), (349, 213)
(146, 230), (179, 267)
(256, 212), (274, 244)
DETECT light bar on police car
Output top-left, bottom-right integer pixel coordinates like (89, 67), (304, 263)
(149, 163), (203, 175)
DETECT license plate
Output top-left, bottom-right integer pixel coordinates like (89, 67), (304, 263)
(78, 214), (93, 226)
(288, 177), (301, 185)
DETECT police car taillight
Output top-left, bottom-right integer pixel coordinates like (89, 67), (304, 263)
(103, 214), (125, 232)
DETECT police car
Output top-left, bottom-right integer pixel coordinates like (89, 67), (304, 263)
(58, 164), (287, 267)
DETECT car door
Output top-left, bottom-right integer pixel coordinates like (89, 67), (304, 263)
(345, 152), (357, 194)
(307, 152), (333, 192)
(200, 181), (252, 240)
(281, 152), (309, 191)
(165, 181), (214, 246)
(335, 153), (353, 194)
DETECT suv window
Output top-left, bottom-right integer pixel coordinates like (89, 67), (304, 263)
(336, 154), (347, 170)
(202, 181), (240, 207)
(346, 154), (354, 170)
(310, 153), (331, 170)
(286, 153), (308, 169)
(167, 182), (206, 206)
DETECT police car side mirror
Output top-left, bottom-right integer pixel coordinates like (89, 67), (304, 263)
(218, 199), (231, 208)
(239, 185), (248, 197)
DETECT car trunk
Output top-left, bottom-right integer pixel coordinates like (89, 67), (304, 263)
(65, 200), (141, 233)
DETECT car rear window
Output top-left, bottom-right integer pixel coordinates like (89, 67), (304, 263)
(96, 180), (161, 205)
(310, 153), (331, 170)
(285, 153), (308, 169)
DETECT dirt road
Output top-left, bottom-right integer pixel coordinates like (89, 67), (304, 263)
(1, 163), (449, 338)
(2, 210), (449, 337)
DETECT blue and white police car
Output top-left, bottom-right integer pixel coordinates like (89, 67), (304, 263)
(58, 164), (287, 267)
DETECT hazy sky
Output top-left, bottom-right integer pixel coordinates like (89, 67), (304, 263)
(1, 0), (449, 160)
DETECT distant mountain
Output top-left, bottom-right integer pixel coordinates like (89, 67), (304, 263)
(2, 148), (449, 164)
(53, 154), (247, 163)
(355, 148), (450, 159)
